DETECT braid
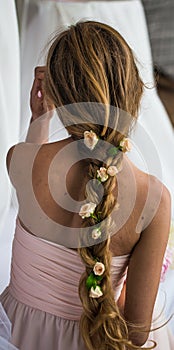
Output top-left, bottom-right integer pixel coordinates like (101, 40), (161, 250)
(77, 128), (155, 350)
(45, 20), (155, 350)
(77, 130), (141, 350)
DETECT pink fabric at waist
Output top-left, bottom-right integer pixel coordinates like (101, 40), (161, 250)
(9, 218), (129, 320)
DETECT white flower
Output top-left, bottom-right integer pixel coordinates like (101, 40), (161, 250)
(79, 202), (96, 219)
(107, 165), (119, 176)
(92, 228), (101, 240)
(89, 286), (103, 298)
(97, 167), (108, 182)
(84, 130), (98, 150)
(119, 137), (132, 152)
(93, 262), (105, 276)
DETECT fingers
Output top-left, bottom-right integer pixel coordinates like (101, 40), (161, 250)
(30, 78), (42, 101)
(31, 66), (46, 98)
(34, 66), (46, 74)
(30, 66), (54, 118)
(34, 66), (46, 80)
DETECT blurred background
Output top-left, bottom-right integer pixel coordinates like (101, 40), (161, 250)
(142, 0), (174, 127)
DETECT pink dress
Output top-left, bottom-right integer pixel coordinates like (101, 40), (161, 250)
(0, 218), (174, 350)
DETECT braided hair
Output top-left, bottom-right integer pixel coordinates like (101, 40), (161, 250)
(45, 21), (155, 349)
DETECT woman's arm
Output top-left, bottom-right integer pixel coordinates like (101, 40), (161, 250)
(6, 67), (53, 186)
(26, 114), (51, 144)
(26, 66), (54, 144)
(6, 67), (54, 180)
(124, 179), (171, 346)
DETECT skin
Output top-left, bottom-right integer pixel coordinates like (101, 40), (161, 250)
(6, 67), (171, 346)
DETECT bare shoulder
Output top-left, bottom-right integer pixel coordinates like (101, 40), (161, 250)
(7, 142), (25, 173)
(120, 157), (171, 238)
(145, 175), (171, 229)
(142, 172), (170, 209)
(7, 142), (41, 167)
(6, 140), (63, 170)
(6, 142), (41, 186)
(148, 174), (170, 198)
(135, 170), (171, 248)
(143, 174), (170, 226)
(7, 138), (73, 182)
(130, 158), (171, 231)
(6, 144), (18, 173)
(152, 176), (171, 213)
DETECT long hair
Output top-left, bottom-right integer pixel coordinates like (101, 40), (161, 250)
(45, 21), (152, 350)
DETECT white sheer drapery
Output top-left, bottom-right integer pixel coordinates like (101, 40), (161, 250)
(0, 1), (20, 234)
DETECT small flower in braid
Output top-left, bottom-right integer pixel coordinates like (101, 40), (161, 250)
(84, 130), (99, 150)
(97, 165), (119, 182)
(119, 137), (132, 152)
(79, 202), (97, 219)
(89, 286), (103, 298)
(97, 167), (109, 182)
(108, 136), (132, 156)
(86, 261), (105, 298)
(91, 227), (102, 240)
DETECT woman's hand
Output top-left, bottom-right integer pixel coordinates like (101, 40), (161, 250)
(30, 66), (54, 121)
(26, 66), (54, 143)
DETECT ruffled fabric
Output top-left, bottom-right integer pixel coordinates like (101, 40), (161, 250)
(0, 303), (18, 350)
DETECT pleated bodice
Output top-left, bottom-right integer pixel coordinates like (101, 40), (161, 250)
(9, 218), (129, 321)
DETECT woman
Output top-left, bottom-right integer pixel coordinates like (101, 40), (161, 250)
(0, 21), (173, 350)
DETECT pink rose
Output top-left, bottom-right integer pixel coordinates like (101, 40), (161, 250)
(119, 137), (131, 152)
(93, 262), (105, 276)
(97, 167), (108, 182)
(92, 228), (101, 240)
(107, 165), (119, 176)
(79, 202), (96, 219)
(84, 130), (98, 150)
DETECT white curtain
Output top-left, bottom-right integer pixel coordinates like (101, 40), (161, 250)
(0, 1), (20, 234)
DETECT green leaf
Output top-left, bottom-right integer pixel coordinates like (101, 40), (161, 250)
(96, 275), (103, 281)
(108, 147), (119, 157)
(90, 213), (98, 221)
(86, 273), (96, 290)
(96, 175), (101, 182)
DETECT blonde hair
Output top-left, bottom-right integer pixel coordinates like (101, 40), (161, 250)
(45, 21), (154, 350)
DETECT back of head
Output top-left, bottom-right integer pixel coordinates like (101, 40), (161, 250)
(45, 21), (149, 350)
(45, 20), (143, 118)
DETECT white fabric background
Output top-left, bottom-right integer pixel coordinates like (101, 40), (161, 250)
(0, 2), (20, 237)
(0, 0), (174, 333)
